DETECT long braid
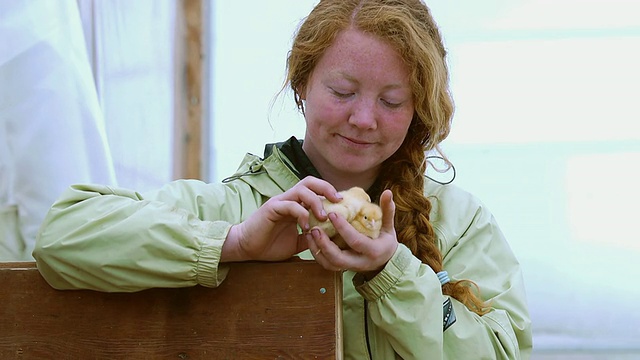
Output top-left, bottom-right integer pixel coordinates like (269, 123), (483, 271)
(379, 122), (490, 315)
(285, 0), (491, 315)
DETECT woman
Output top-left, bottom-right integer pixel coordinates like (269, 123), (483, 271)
(34, 0), (532, 358)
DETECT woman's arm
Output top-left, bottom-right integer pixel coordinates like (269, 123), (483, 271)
(34, 176), (344, 293)
(353, 186), (532, 359)
(33, 181), (254, 292)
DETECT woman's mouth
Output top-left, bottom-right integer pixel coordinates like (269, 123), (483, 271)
(340, 135), (373, 146)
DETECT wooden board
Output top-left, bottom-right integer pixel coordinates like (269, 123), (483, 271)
(173, 0), (206, 181)
(0, 260), (342, 359)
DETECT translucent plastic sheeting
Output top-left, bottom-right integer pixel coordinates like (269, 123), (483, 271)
(0, 0), (116, 260)
(77, 0), (176, 192)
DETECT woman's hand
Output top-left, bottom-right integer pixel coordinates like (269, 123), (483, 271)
(221, 177), (343, 262)
(307, 189), (398, 276)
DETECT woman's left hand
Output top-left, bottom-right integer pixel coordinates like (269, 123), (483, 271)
(307, 189), (398, 275)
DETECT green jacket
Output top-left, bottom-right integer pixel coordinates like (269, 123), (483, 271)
(34, 138), (532, 359)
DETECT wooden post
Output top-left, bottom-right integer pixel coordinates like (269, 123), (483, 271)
(174, 0), (206, 180)
(0, 260), (343, 359)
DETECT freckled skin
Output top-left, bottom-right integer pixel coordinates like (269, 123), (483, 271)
(300, 28), (415, 191)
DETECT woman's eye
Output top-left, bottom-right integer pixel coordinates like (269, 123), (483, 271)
(381, 99), (402, 108)
(331, 89), (353, 98)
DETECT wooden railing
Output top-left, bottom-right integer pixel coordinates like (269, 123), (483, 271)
(0, 260), (342, 359)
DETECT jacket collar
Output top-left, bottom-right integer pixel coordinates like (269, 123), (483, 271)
(267, 136), (385, 202)
(263, 136), (321, 180)
(228, 136), (383, 201)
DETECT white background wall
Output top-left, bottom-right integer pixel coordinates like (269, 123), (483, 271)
(86, 0), (177, 191)
(209, 1), (640, 358)
(208, 1), (312, 182)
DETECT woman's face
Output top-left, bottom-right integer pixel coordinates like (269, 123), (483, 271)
(301, 28), (414, 189)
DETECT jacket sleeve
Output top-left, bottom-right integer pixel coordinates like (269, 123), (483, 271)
(352, 185), (532, 359)
(33, 180), (264, 292)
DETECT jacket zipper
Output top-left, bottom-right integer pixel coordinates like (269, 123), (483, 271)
(364, 299), (373, 359)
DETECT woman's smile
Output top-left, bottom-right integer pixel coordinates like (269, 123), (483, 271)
(338, 134), (375, 147)
(301, 28), (414, 189)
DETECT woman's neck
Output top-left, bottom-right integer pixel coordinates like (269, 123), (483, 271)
(313, 163), (379, 192)
(301, 137), (379, 191)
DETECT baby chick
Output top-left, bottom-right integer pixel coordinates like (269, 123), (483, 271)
(308, 187), (383, 249)
(349, 202), (382, 239)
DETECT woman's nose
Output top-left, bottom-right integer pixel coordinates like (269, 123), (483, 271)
(348, 97), (378, 130)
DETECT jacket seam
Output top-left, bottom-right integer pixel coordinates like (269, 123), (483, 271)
(483, 312), (519, 357)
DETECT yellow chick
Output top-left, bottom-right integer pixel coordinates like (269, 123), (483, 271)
(308, 187), (383, 249)
(331, 201), (383, 249)
(350, 202), (383, 239)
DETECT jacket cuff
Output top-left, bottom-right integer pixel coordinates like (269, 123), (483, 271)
(195, 221), (230, 287)
(353, 243), (415, 301)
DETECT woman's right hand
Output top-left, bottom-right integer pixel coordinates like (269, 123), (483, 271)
(306, 189), (398, 276)
(220, 176), (343, 262)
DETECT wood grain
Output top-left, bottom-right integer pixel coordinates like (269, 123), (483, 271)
(173, 0), (205, 180)
(0, 260), (342, 359)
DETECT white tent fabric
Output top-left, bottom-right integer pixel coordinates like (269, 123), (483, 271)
(0, 0), (116, 260)
(77, 0), (177, 192)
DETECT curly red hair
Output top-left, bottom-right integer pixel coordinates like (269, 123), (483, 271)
(286, 0), (489, 315)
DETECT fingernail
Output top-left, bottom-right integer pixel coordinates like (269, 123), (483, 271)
(311, 228), (320, 238)
(335, 192), (343, 199)
(320, 210), (327, 218)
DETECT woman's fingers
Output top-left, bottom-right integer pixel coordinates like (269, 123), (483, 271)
(309, 214), (371, 272)
(271, 176), (342, 227)
(326, 212), (365, 252)
(310, 190), (398, 273)
(307, 228), (344, 271)
(379, 189), (396, 233)
(295, 177), (342, 221)
(269, 181), (398, 274)
(264, 198), (310, 224)
(297, 176), (343, 202)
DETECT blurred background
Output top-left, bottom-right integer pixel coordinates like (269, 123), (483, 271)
(1, 1), (639, 358)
